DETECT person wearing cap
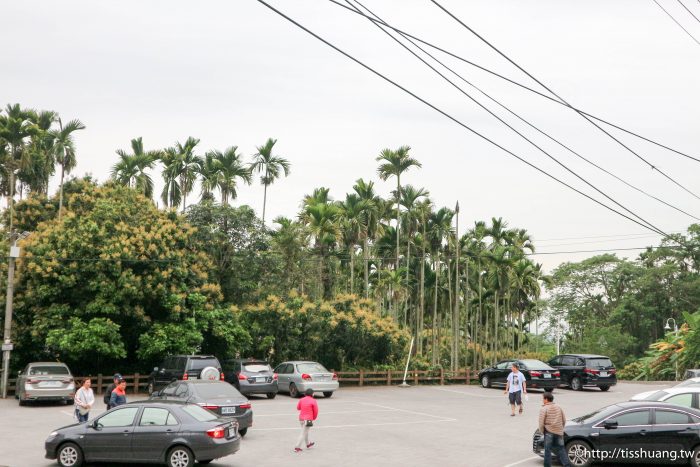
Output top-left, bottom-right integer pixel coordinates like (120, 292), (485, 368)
(504, 362), (527, 416)
(103, 373), (122, 410)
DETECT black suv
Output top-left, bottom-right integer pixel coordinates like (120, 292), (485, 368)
(548, 354), (617, 391)
(222, 358), (279, 399)
(147, 355), (224, 395)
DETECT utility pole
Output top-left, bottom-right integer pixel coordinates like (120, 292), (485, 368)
(452, 202), (460, 371)
(2, 232), (28, 399)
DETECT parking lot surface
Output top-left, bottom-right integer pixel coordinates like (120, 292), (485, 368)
(0, 381), (668, 467)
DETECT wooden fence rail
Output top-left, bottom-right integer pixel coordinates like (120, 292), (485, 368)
(4, 368), (476, 396)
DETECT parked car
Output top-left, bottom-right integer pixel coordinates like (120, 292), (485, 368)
(631, 378), (700, 401)
(478, 359), (560, 391)
(685, 369), (700, 379)
(45, 400), (240, 467)
(222, 358), (278, 399)
(630, 387), (700, 409)
(150, 380), (253, 437)
(548, 354), (617, 391)
(16, 362), (75, 406)
(273, 361), (339, 398)
(532, 401), (700, 467)
(147, 355), (223, 395)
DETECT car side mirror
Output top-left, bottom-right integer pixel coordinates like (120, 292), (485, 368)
(151, 390), (160, 397)
(603, 420), (618, 429)
(153, 367), (159, 372)
(90, 421), (102, 430)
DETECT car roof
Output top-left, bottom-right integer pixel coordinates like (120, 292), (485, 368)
(170, 355), (217, 359)
(558, 354), (610, 359)
(182, 380), (229, 385)
(128, 400), (189, 406)
(27, 361), (69, 366)
(659, 387), (700, 394)
(614, 400), (700, 412)
(277, 361), (319, 364)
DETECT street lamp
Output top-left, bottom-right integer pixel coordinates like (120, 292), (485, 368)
(1, 230), (30, 399)
(665, 318), (679, 381)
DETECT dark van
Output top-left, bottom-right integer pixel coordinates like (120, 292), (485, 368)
(548, 354), (617, 391)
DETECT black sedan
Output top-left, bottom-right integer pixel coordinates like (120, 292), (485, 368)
(45, 400), (240, 467)
(533, 401), (700, 466)
(479, 359), (560, 391)
(151, 380), (253, 437)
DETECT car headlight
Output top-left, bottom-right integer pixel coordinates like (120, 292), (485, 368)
(46, 431), (58, 440)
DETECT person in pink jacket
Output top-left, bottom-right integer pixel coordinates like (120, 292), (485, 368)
(294, 389), (319, 452)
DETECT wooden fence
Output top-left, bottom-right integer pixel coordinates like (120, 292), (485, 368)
(5, 368), (476, 396)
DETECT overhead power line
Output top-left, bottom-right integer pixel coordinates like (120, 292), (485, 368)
(328, 0), (700, 165)
(676, 0), (700, 26)
(654, 0), (700, 45)
(430, 0), (700, 201)
(345, 0), (699, 223)
(255, 0), (673, 239)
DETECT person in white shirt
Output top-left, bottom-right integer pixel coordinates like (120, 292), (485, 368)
(75, 378), (95, 422)
(504, 363), (527, 416)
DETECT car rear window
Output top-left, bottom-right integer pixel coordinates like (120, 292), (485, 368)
(520, 360), (551, 370)
(187, 358), (220, 371)
(28, 365), (69, 376)
(243, 363), (271, 373)
(587, 358), (613, 368)
(182, 404), (219, 422)
(644, 390), (670, 401)
(297, 363), (328, 373)
(194, 383), (243, 399)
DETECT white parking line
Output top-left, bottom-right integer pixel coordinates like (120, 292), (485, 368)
(255, 409), (395, 417)
(250, 418), (455, 431)
(502, 455), (540, 467)
(431, 387), (504, 398)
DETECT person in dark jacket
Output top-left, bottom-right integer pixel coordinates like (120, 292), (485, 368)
(103, 373), (122, 410)
(109, 379), (127, 407)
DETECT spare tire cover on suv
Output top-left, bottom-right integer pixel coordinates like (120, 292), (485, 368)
(200, 366), (219, 381)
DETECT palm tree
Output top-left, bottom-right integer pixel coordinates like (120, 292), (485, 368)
(272, 216), (310, 292)
(398, 185), (429, 327)
(160, 147), (182, 209)
(338, 193), (364, 294)
(302, 191), (340, 299)
(51, 117), (86, 219)
(111, 137), (158, 198)
(353, 178), (383, 298)
(197, 152), (222, 201)
(414, 198), (433, 354)
(19, 110), (58, 197)
(376, 146), (421, 273)
(251, 138), (290, 225)
(428, 207), (454, 363)
(212, 146), (252, 205)
(172, 137), (201, 211)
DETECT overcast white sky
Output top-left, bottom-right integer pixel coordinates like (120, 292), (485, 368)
(2, 0), (699, 271)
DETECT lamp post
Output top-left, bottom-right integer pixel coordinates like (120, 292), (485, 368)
(453, 201), (459, 372)
(2, 231), (30, 399)
(665, 318), (679, 381)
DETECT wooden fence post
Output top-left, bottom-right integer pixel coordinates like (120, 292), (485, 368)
(440, 368), (445, 385)
(97, 374), (103, 395)
(465, 368), (470, 384)
(414, 370), (419, 385)
(387, 369), (391, 386)
(134, 373), (140, 394)
(359, 369), (364, 387)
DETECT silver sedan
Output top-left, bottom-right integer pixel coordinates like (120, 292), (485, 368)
(273, 361), (339, 398)
(17, 362), (75, 405)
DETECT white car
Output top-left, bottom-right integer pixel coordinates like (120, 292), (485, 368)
(630, 377), (700, 401)
(630, 386), (700, 409)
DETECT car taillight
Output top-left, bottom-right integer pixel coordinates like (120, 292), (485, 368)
(273, 373), (278, 380)
(182, 373), (189, 380)
(238, 373), (247, 381)
(301, 373), (312, 381)
(26, 379), (39, 385)
(332, 373), (338, 381)
(206, 426), (226, 439)
(239, 403), (251, 409)
(553, 371), (561, 377)
(610, 369), (616, 374)
(220, 372), (225, 381)
(584, 368), (599, 375)
(62, 380), (72, 384)
(530, 371), (542, 377)
(199, 403), (220, 410)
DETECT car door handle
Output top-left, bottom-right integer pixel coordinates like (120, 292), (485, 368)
(639, 430), (647, 436)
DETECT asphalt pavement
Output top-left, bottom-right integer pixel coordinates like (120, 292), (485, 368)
(0, 381), (669, 467)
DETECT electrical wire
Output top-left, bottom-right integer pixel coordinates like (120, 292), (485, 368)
(676, 0), (700, 25)
(654, 0), (700, 45)
(430, 0), (700, 200)
(345, 0), (699, 223)
(327, 0), (700, 165)
(255, 0), (673, 238)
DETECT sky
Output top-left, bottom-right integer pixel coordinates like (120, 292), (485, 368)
(2, 0), (699, 272)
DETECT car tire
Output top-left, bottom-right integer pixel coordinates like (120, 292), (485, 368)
(239, 428), (247, 437)
(147, 382), (154, 396)
(18, 395), (26, 406)
(167, 445), (194, 467)
(323, 391), (333, 398)
(199, 366), (219, 381)
(481, 375), (491, 388)
(266, 392), (276, 399)
(598, 385), (610, 392)
(570, 377), (583, 391)
(289, 383), (300, 398)
(566, 440), (593, 467)
(57, 442), (84, 467)
(690, 445), (700, 467)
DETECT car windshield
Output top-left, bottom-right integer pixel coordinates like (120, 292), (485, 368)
(187, 358), (219, 371)
(297, 363), (328, 373)
(28, 365), (69, 376)
(644, 390), (671, 401)
(520, 360), (550, 370)
(587, 358), (613, 368)
(243, 363), (271, 373)
(182, 404), (219, 422)
(194, 383), (243, 399)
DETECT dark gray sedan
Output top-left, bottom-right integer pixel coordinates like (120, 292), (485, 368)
(151, 380), (253, 437)
(45, 401), (240, 467)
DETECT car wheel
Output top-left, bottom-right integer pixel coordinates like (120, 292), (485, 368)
(18, 394), (26, 406)
(566, 440), (593, 467)
(690, 445), (700, 467)
(289, 383), (299, 398)
(266, 392), (276, 399)
(481, 375), (491, 388)
(570, 377), (583, 391)
(598, 385), (610, 392)
(57, 442), (84, 467)
(323, 391), (333, 398)
(167, 446), (194, 467)
(147, 382), (154, 396)
(239, 428), (247, 437)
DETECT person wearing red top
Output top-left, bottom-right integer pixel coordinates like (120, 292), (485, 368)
(294, 389), (318, 452)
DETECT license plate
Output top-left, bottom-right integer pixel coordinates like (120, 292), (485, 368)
(221, 407), (236, 414)
(600, 372), (608, 377)
(41, 381), (62, 387)
(543, 374), (551, 378)
(256, 377), (266, 383)
(226, 427), (235, 438)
